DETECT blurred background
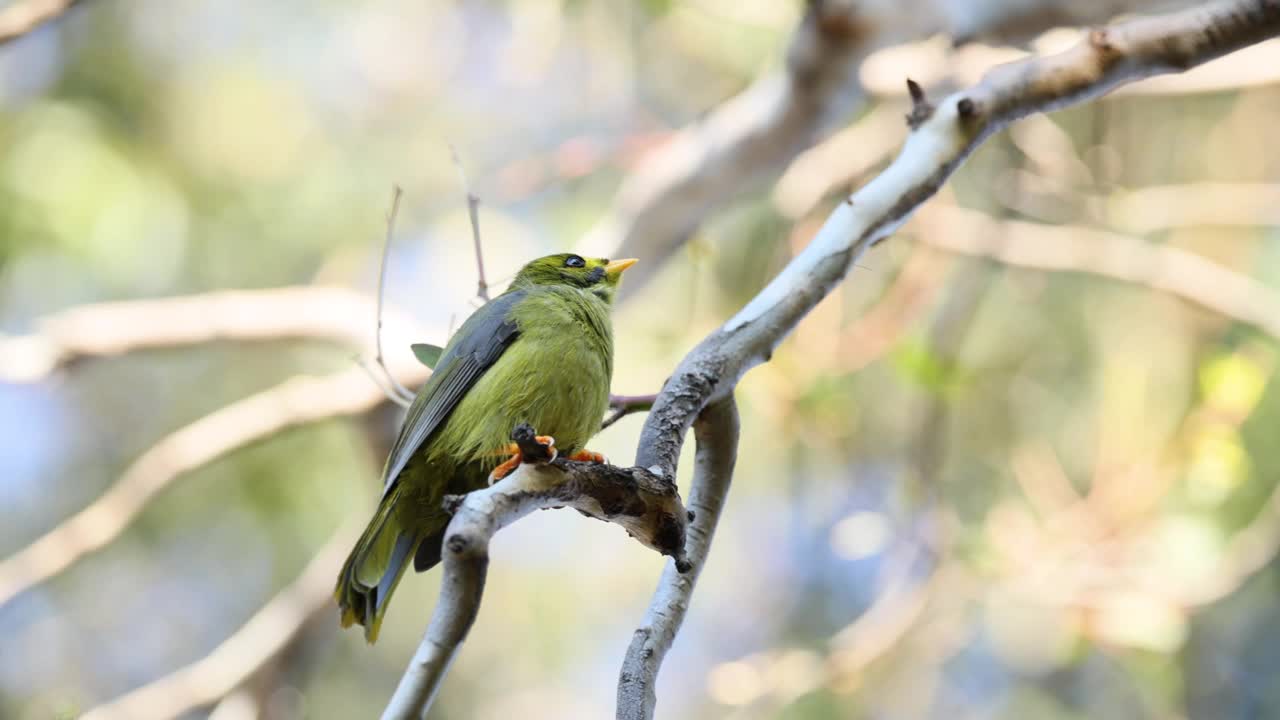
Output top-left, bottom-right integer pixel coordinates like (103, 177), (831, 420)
(3, 0), (1280, 718)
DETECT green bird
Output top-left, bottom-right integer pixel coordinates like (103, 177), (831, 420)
(335, 252), (638, 642)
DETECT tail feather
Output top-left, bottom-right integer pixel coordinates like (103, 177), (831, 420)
(335, 486), (423, 643)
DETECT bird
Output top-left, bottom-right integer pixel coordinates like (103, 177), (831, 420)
(335, 252), (638, 642)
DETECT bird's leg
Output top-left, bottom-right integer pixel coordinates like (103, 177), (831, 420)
(567, 449), (608, 464)
(488, 453), (522, 484)
(488, 435), (557, 484)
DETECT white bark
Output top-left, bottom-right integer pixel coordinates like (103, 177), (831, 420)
(616, 398), (739, 720)
(619, 2), (1280, 716)
(588, 0), (1194, 299)
(381, 427), (691, 720)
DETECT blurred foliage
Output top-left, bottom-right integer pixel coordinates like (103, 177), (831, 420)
(2, 1), (1280, 719)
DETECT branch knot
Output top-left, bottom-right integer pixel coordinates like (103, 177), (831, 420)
(905, 78), (934, 130)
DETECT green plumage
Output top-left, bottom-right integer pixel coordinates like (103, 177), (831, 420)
(335, 253), (634, 642)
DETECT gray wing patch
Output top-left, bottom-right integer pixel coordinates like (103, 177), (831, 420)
(380, 290), (525, 496)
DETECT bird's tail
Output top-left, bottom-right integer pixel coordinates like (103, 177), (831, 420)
(334, 484), (423, 643)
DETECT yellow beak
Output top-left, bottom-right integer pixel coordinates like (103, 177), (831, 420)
(605, 258), (639, 275)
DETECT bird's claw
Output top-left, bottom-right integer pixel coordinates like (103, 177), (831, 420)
(488, 435), (558, 485)
(567, 449), (608, 464)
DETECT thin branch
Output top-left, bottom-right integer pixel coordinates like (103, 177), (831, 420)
(81, 522), (361, 720)
(596, 3), (1280, 713)
(916, 204), (1280, 341)
(0, 287), (429, 605)
(860, 35), (1280, 100)
(631, 0), (1280, 482)
(374, 185), (415, 405)
(1097, 181), (1280, 234)
(616, 396), (739, 720)
(41, 3), (1266, 716)
(708, 543), (942, 713)
(450, 145), (489, 303)
(356, 355), (412, 410)
(603, 393), (659, 430)
(381, 424), (691, 720)
(0, 362), (429, 608)
(584, 0), (884, 297)
(0, 0), (83, 45)
(586, 0), (1194, 299)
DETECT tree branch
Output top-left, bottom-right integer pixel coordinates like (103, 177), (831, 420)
(0, 0), (84, 45)
(917, 204), (1280, 340)
(599, 3), (1279, 712)
(0, 286), (416, 383)
(381, 424), (692, 720)
(587, 0), (1194, 298)
(616, 396), (739, 720)
(603, 393), (659, 430)
(374, 185), (415, 406)
(450, 145), (489, 303)
(632, 0), (1280, 484)
(0, 286), (430, 606)
(859, 35), (1280, 100)
(585, 0), (882, 297)
(0, 363), (429, 608)
(29, 2), (1275, 715)
(80, 522), (361, 720)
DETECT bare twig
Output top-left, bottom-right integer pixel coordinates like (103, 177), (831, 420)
(81, 522), (361, 720)
(450, 145), (489, 303)
(356, 355), (413, 410)
(616, 397), (739, 720)
(374, 185), (415, 406)
(0, 362), (429, 609)
(603, 393), (659, 430)
(0, 0), (84, 45)
(381, 424), (691, 720)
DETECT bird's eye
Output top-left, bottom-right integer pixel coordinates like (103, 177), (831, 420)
(564, 255), (586, 268)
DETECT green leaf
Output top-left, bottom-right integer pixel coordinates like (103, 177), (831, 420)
(411, 343), (443, 369)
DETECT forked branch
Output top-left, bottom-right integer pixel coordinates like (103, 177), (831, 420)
(631, 0), (1280, 484)
(615, 1), (1280, 717)
(617, 397), (739, 720)
(382, 3), (1280, 716)
(381, 424), (691, 720)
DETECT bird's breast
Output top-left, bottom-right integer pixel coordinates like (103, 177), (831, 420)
(441, 291), (613, 464)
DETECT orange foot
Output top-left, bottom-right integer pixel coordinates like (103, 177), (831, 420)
(568, 449), (608, 464)
(488, 435), (557, 484)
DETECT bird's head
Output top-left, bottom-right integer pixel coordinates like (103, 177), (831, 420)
(509, 253), (638, 304)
